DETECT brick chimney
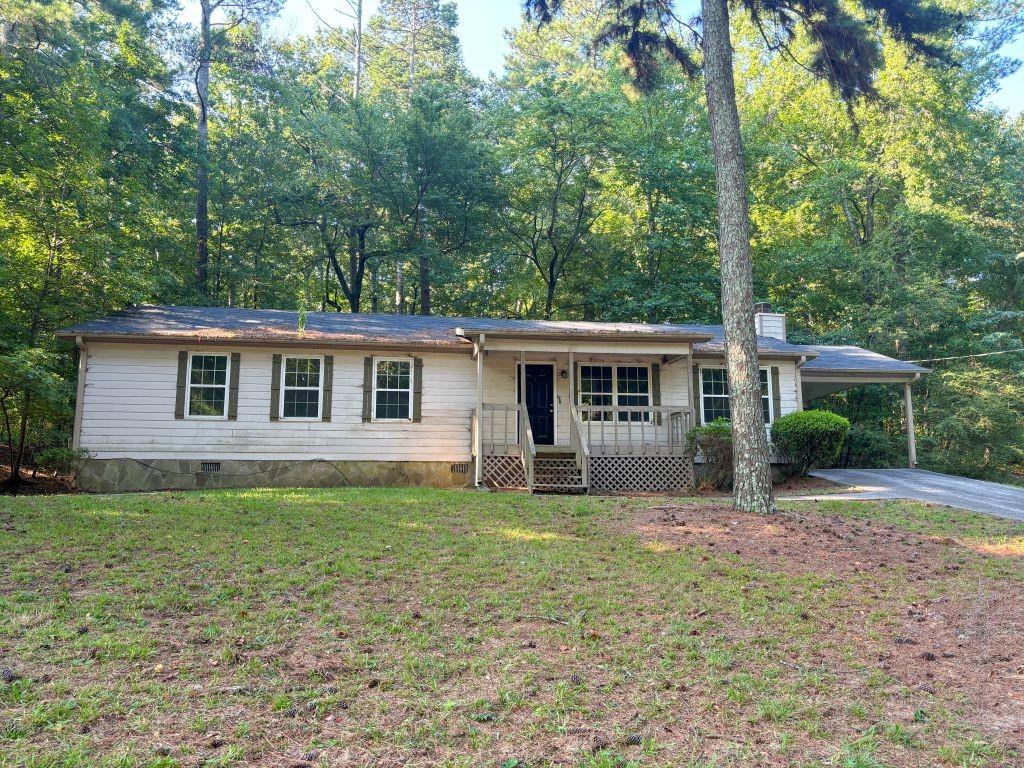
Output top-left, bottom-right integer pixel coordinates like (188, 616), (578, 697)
(754, 302), (786, 341)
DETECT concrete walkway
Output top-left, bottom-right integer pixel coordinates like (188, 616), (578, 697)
(799, 468), (1024, 521)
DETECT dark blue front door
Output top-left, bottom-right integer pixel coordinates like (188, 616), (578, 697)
(519, 364), (555, 445)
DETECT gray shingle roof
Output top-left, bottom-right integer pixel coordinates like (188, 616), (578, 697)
(56, 305), (927, 376)
(690, 326), (818, 358)
(801, 345), (929, 375)
(55, 304), (716, 347)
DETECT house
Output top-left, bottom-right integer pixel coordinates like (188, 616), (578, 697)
(56, 305), (928, 493)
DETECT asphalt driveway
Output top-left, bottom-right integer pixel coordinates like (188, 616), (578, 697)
(806, 468), (1024, 521)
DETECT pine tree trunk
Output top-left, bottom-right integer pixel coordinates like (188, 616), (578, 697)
(195, 0), (212, 299)
(700, 0), (775, 514)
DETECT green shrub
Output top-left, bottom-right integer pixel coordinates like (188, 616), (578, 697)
(688, 417), (733, 490)
(771, 410), (850, 478)
(844, 425), (905, 468)
(34, 447), (92, 478)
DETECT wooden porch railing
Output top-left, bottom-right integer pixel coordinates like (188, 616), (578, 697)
(569, 405), (591, 487)
(481, 403), (520, 455)
(520, 405), (536, 491)
(575, 405), (691, 456)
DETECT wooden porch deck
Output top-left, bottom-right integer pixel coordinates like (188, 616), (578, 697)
(473, 403), (695, 493)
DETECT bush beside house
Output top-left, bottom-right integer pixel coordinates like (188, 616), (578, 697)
(688, 418), (733, 490)
(771, 410), (851, 478)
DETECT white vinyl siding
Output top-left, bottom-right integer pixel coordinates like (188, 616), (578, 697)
(79, 344), (475, 462)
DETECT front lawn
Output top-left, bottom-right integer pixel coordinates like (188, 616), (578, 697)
(1, 489), (1022, 767)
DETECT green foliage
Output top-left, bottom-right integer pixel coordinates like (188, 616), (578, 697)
(771, 410), (851, 478)
(688, 418), (733, 490)
(0, 349), (72, 480)
(34, 447), (92, 478)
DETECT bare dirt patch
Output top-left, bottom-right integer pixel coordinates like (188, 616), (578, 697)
(637, 503), (1024, 746)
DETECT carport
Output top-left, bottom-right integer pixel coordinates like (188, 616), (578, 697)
(798, 346), (930, 467)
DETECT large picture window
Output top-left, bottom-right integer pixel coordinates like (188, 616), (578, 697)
(281, 356), (323, 419)
(187, 353), (229, 418)
(578, 364), (650, 421)
(700, 367), (771, 425)
(374, 358), (412, 420)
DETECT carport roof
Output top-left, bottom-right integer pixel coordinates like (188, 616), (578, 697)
(800, 345), (929, 377)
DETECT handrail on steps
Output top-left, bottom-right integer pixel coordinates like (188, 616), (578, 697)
(570, 405), (591, 489)
(519, 404), (536, 491)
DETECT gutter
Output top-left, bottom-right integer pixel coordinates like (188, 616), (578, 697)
(52, 332), (474, 352)
(455, 326), (715, 344)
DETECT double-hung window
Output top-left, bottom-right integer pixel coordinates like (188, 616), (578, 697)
(281, 356), (323, 419)
(374, 358), (413, 420)
(187, 353), (230, 418)
(578, 364), (650, 421)
(616, 365), (650, 422)
(579, 365), (613, 421)
(700, 367), (772, 425)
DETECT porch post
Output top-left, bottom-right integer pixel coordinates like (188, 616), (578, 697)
(519, 351), (527, 444)
(519, 350), (527, 405)
(474, 335), (485, 485)
(686, 352), (696, 430)
(904, 381), (917, 469)
(795, 356), (806, 411)
(568, 350), (575, 408)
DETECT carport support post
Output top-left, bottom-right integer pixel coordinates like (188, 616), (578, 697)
(474, 334), (485, 486)
(904, 382), (917, 469)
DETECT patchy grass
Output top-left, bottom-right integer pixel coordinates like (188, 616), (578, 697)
(0, 488), (1021, 767)
(782, 497), (1024, 580)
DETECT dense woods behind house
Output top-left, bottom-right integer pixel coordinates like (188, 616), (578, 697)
(1, 0), (1023, 486)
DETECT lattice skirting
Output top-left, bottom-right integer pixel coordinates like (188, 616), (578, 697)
(589, 455), (694, 492)
(484, 454), (527, 489)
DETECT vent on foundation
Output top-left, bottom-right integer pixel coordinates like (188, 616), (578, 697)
(450, 463), (470, 474)
(200, 462), (221, 473)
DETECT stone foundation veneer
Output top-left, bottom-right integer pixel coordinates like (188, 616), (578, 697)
(79, 458), (473, 493)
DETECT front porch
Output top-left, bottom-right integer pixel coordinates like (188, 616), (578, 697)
(466, 343), (696, 493)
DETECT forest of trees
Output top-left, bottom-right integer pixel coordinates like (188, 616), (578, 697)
(1, 0), (1022, 486)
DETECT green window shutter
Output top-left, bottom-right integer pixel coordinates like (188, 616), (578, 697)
(361, 356), (373, 422)
(412, 357), (424, 422)
(322, 355), (334, 422)
(175, 351), (188, 419)
(270, 354), (281, 421)
(692, 366), (702, 426)
(651, 363), (662, 425)
(228, 352), (240, 420)
(770, 366), (782, 423)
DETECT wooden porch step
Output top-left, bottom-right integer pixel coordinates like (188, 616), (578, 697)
(534, 474), (583, 485)
(534, 450), (576, 459)
(532, 482), (587, 494)
(534, 460), (579, 470)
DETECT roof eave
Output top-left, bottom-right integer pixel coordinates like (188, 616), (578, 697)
(801, 367), (929, 378)
(53, 332), (472, 351)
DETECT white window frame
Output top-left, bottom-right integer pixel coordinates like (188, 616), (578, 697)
(279, 354), (324, 421)
(576, 363), (652, 422)
(372, 356), (414, 422)
(185, 351), (231, 420)
(698, 365), (773, 426)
